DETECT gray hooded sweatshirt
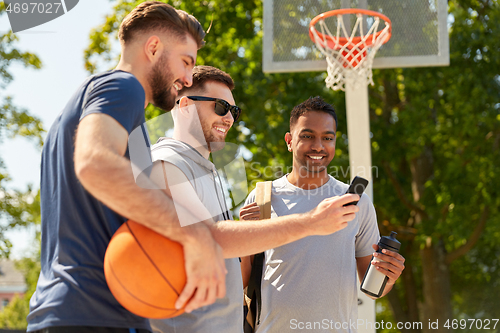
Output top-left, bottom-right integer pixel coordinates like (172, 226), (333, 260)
(149, 138), (243, 333)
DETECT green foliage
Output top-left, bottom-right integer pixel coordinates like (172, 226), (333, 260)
(84, 0), (500, 327)
(0, 4), (44, 326)
(0, 294), (29, 329)
(0, 4), (42, 87)
(375, 297), (398, 333)
(369, 0), (500, 324)
(0, 187), (41, 258)
(0, 0), (45, 259)
(0, 257), (41, 329)
(0, 6), (45, 331)
(0, 97), (44, 147)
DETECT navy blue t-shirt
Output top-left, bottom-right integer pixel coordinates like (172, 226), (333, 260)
(27, 71), (151, 331)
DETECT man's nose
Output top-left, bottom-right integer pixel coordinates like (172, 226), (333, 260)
(311, 138), (324, 150)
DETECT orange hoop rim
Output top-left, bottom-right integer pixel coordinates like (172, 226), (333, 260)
(309, 8), (392, 50)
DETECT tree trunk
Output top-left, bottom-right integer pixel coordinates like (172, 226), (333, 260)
(410, 148), (453, 333)
(402, 242), (420, 327)
(420, 240), (453, 333)
(386, 240), (421, 333)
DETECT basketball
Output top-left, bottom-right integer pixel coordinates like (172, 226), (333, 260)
(104, 220), (186, 319)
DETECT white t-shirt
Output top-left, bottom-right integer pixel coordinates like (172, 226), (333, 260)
(245, 175), (380, 333)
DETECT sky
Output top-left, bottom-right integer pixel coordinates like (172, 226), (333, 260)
(1, 0), (115, 258)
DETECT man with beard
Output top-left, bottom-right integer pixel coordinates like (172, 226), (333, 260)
(147, 67), (364, 333)
(239, 97), (405, 333)
(27, 3), (227, 333)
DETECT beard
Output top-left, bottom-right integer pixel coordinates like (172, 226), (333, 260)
(148, 51), (176, 112)
(185, 110), (226, 152)
(200, 119), (226, 152)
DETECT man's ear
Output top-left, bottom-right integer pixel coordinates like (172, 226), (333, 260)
(177, 96), (193, 119)
(285, 132), (292, 152)
(144, 35), (162, 62)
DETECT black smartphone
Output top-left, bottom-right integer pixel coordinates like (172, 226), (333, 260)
(343, 176), (369, 206)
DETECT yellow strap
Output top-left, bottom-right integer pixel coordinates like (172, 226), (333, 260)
(255, 181), (272, 220)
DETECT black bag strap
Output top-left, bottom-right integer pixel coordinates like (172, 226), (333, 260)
(247, 252), (265, 326)
(246, 181), (272, 327)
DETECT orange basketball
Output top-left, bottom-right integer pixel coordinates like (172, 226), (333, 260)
(104, 220), (186, 319)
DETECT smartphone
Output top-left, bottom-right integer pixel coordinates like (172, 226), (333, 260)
(343, 176), (369, 206)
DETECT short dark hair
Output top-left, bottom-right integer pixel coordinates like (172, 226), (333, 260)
(178, 66), (235, 96)
(290, 96), (338, 131)
(119, 1), (205, 49)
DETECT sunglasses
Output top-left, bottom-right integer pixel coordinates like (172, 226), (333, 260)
(177, 96), (241, 122)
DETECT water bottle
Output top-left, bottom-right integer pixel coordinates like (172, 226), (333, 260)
(360, 231), (401, 298)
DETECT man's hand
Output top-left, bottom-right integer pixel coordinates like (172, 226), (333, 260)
(304, 194), (360, 236)
(174, 223), (227, 313)
(239, 202), (260, 221)
(370, 244), (405, 286)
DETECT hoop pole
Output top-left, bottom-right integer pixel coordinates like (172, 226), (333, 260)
(344, 72), (376, 333)
(345, 73), (373, 197)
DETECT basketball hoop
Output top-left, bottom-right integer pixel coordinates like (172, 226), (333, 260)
(309, 9), (392, 91)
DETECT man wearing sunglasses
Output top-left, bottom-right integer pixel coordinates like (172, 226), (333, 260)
(148, 66), (362, 333)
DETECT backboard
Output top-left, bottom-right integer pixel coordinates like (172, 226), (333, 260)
(263, 0), (449, 72)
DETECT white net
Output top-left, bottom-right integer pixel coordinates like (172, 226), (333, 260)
(310, 12), (391, 91)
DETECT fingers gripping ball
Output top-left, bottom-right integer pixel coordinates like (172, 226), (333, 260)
(104, 220), (186, 319)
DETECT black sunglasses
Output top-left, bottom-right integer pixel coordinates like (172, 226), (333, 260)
(176, 96), (241, 121)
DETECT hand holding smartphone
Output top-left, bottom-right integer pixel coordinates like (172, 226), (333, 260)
(343, 176), (369, 206)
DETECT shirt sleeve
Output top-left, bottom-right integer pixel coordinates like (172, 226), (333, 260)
(355, 193), (381, 258)
(80, 74), (146, 134)
(244, 188), (257, 206)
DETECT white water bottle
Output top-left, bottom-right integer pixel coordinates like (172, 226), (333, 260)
(360, 232), (401, 298)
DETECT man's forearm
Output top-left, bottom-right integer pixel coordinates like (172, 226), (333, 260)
(209, 215), (309, 258)
(76, 151), (192, 242)
(216, 194), (360, 258)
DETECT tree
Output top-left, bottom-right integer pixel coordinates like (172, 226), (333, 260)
(0, 2), (44, 259)
(369, 1), (500, 331)
(0, 2), (44, 329)
(85, 0), (500, 331)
